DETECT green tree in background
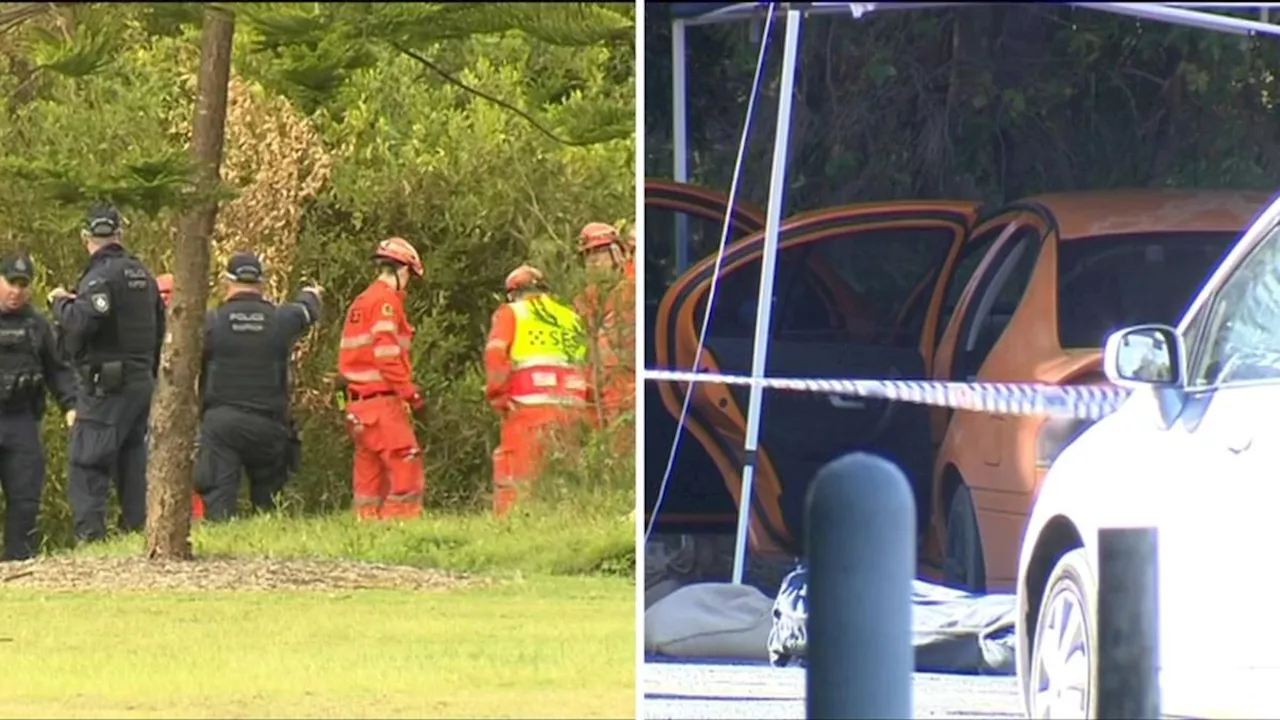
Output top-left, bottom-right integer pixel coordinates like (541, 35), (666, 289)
(644, 4), (1280, 212)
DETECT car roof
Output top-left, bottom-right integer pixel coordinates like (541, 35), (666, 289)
(1016, 189), (1276, 240)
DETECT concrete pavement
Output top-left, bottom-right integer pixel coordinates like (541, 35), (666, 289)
(643, 661), (1024, 719)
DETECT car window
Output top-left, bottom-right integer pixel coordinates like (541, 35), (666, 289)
(952, 226), (1041, 379)
(645, 205), (755, 308)
(1186, 223), (1280, 386)
(804, 226), (956, 347)
(696, 251), (809, 339)
(933, 222), (1010, 349)
(1056, 232), (1237, 350)
(693, 225), (956, 347)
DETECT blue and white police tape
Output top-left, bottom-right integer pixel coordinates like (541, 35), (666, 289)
(644, 369), (1133, 421)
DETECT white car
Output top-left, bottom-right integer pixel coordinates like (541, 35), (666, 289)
(1015, 192), (1280, 719)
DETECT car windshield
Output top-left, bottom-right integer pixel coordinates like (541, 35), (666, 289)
(1057, 231), (1239, 349)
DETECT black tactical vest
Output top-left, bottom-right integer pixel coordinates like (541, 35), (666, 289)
(0, 310), (44, 409)
(81, 246), (160, 375)
(203, 294), (290, 420)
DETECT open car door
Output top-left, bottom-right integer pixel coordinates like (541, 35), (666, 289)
(644, 180), (766, 534)
(654, 201), (980, 556)
(645, 178), (767, 305)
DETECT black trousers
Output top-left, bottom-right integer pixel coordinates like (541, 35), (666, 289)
(194, 405), (291, 522)
(0, 411), (46, 561)
(67, 378), (154, 543)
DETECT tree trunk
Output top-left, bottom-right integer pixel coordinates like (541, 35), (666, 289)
(145, 6), (234, 561)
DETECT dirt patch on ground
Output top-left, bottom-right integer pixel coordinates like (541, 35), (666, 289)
(0, 556), (487, 593)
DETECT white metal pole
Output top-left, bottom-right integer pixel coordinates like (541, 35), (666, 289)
(672, 18), (691, 273)
(731, 5), (803, 585)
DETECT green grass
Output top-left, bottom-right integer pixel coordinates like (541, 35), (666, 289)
(1, 507), (637, 719)
(67, 505), (636, 578)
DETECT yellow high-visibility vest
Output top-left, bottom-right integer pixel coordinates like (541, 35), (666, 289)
(508, 295), (588, 369)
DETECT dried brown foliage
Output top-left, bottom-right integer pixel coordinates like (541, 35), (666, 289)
(168, 72), (332, 317)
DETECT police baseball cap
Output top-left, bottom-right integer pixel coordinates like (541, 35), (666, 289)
(83, 202), (123, 238)
(0, 252), (33, 285)
(224, 252), (264, 284)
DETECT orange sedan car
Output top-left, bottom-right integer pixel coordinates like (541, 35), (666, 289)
(649, 183), (1271, 580)
(651, 196), (983, 555)
(927, 189), (1273, 593)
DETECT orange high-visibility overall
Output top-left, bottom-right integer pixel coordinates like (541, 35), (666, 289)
(337, 280), (426, 520)
(575, 261), (636, 442)
(484, 294), (591, 518)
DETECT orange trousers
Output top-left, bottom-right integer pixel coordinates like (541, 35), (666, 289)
(492, 404), (584, 518)
(344, 394), (426, 520)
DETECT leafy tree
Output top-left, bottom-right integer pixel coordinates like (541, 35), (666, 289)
(645, 4), (1280, 212)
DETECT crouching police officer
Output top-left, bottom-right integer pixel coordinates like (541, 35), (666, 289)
(195, 252), (322, 521)
(0, 252), (79, 560)
(49, 202), (165, 544)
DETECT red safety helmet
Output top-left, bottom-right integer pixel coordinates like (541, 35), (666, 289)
(373, 236), (424, 278)
(156, 273), (174, 307)
(504, 264), (546, 293)
(578, 222), (621, 254)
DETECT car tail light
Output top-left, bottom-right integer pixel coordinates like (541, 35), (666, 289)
(1035, 416), (1094, 470)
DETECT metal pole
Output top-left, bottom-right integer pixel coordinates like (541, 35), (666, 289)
(671, 18), (691, 273)
(1097, 526), (1161, 719)
(806, 453), (915, 719)
(1077, 2), (1280, 37)
(731, 6), (804, 585)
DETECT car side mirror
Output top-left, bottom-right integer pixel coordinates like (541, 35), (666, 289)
(1103, 324), (1184, 388)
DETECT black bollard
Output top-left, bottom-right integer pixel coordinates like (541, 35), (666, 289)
(1096, 526), (1160, 719)
(806, 452), (915, 720)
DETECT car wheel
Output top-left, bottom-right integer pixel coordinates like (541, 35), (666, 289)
(1028, 548), (1097, 719)
(943, 483), (986, 593)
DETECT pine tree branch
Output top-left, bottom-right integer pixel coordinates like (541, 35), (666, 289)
(393, 42), (615, 148)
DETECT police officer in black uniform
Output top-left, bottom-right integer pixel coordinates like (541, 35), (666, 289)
(196, 252), (322, 521)
(49, 203), (165, 543)
(0, 252), (79, 560)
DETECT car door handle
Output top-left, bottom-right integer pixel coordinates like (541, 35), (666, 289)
(828, 394), (866, 410)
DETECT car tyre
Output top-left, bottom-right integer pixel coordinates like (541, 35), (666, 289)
(943, 483), (986, 593)
(1028, 548), (1097, 719)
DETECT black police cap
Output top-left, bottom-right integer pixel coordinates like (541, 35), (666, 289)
(224, 252), (264, 284)
(0, 252), (34, 283)
(83, 202), (123, 238)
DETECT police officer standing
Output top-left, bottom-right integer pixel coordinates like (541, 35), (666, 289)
(0, 252), (79, 560)
(48, 202), (165, 544)
(196, 252), (322, 521)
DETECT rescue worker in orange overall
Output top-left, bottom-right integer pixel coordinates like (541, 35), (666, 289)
(574, 222), (635, 441)
(336, 237), (427, 520)
(153, 273), (207, 522)
(484, 264), (591, 518)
